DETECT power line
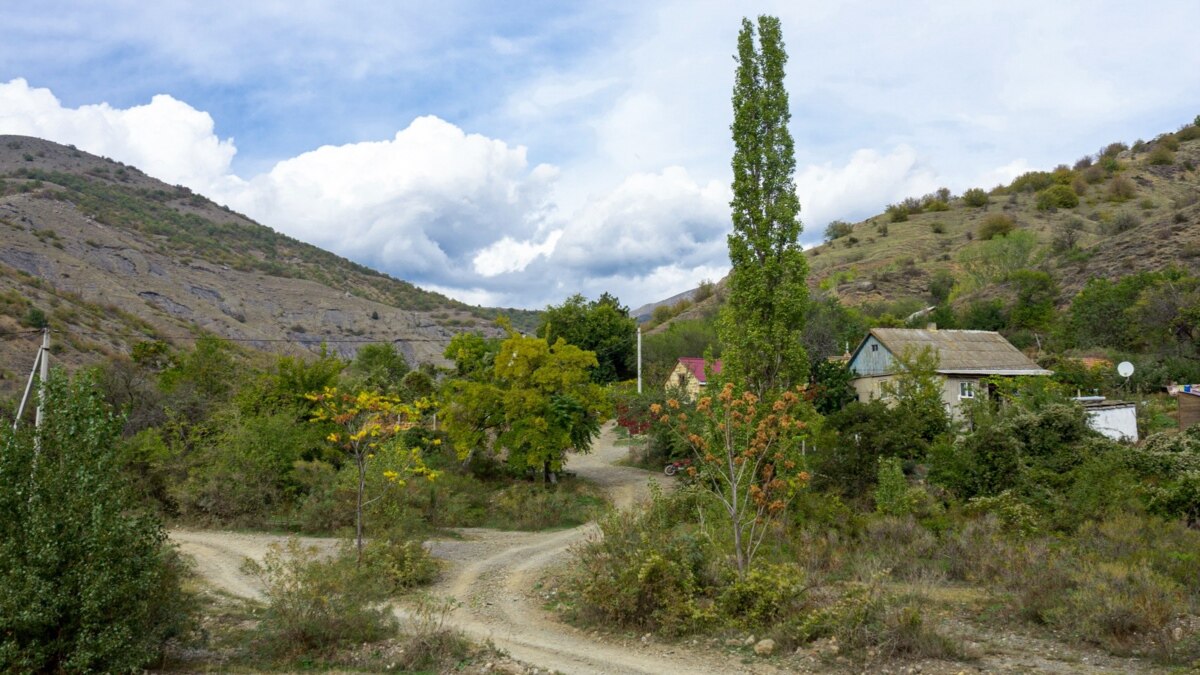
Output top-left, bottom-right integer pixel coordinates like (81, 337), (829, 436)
(0, 329), (44, 339)
(52, 328), (464, 344)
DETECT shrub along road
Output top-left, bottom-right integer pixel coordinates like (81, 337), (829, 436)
(172, 424), (757, 675)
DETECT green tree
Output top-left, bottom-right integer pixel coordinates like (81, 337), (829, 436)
(0, 372), (192, 672)
(881, 346), (951, 450)
(719, 14), (808, 396)
(538, 292), (637, 383)
(1008, 269), (1058, 331)
(348, 343), (409, 394)
(441, 329), (609, 481)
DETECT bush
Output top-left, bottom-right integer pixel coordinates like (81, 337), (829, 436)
(567, 492), (716, 635)
(1107, 175), (1137, 202)
(886, 204), (909, 223)
(244, 538), (397, 657)
(1101, 142), (1128, 158)
(1053, 562), (1185, 652)
(0, 373), (194, 673)
(361, 537), (440, 593)
(1051, 218), (1084, 252)
(717, 563), (809, 628)
(485, 482), (604, 530)
(20, 306), (47, 328)
(1147, 146), (1175, 165)
(824, 220), (854, 241)
(924, 199), (949, 212)
(873, 457), (921, 517)
(961, 187), (989, 207)
(1109, 211), (1140, 234)
(1035, 184), (1079, 210)
(977, 213), (1015, 240)
(391, 595), (472, 672)
(793, 579), (961, 659)
(1009, 171), (1055, 193)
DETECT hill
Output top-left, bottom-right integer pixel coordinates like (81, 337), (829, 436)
(0, 136), (538, 396)
(651, 118), (1200, 333)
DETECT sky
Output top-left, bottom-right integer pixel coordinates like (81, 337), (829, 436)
(1, 1), (1198, 310)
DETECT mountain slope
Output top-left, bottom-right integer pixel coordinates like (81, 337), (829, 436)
(0, 136), (537, 396)
(650, 119), (1200, 333)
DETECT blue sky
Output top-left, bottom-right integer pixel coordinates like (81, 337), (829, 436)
(2, 1), (1198, 309)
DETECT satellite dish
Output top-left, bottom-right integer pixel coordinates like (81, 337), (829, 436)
(1117, 361), (1135, 378)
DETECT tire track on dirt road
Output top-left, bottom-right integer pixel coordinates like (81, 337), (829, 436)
(172, 423), (763, 674)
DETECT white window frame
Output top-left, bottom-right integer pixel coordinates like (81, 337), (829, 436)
(959, 381), (976, 399)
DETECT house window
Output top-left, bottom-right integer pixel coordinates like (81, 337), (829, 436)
(870, 343), (878, 352)
(678, 373), (688, 388)
(959, 381), (975, 399)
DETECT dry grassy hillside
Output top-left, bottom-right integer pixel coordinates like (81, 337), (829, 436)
(651, 119), (1200, 332)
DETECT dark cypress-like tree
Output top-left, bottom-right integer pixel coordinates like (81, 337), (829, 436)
(718, 15), (809, 397)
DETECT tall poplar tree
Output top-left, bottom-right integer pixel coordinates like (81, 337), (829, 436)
(718, 15), (808, 396)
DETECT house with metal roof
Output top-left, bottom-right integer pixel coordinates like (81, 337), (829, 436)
(848, 328), (1051, 413)
(665, 357), (722, 399)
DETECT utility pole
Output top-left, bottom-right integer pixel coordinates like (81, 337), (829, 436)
(14, 328), (49, 432)
(35, 327), (49, 432)
(636, 325), (642, 394)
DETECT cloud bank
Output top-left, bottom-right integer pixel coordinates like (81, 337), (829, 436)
(0, 78), (741, 308)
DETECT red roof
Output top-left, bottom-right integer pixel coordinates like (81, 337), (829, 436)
(678, 357), (722, 384)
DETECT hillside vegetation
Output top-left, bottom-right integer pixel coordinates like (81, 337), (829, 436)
(809, 118), (1200, 307)
(654, 117), (1200, 331)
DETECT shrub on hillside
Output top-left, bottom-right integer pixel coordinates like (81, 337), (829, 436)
(1108, 211), (1140, 234)
(886, 203), (910, 223)
(961, 187), (989, 207)
(977, 213), (1015, 240)
(824, 220), (854, 241)
(1148, 146), (1175, 166)
(1009, 171), (1055, 193)
(1100, 142), (1128, 158)
(1107, 175), (1137, 201)
(1035, 184), (1079, 210)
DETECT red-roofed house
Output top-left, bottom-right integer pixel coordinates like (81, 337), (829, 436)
(666, 357), (723, 399)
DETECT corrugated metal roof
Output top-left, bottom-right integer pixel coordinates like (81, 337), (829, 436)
(677, 357), (722, 384)
(868, 328), (1050, 375)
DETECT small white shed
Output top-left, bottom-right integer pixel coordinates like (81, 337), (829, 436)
(1078, 398), (1139, 443)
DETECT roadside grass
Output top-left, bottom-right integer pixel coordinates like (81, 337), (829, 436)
(161, 541), (499, 673)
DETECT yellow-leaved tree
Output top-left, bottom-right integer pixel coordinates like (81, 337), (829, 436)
(306, 388), (437, 560)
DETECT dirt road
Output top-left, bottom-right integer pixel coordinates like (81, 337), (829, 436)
(172, 423), (760, 675)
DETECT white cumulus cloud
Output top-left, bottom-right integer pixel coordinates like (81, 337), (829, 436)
(0, 78), (236, 190)
(795, 146), (942, 242)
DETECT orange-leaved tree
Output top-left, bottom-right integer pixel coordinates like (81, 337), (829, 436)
(653, 382), (817, 578)
(307, 388), (437, 560)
